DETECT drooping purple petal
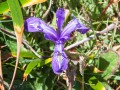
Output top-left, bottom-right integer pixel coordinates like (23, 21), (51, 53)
(77, 22), (89, 34)
(52, 43), (68, 74)
(60, 18), (89, 42)
(24, 17), (58, 42)
(56, 8), (65, 35)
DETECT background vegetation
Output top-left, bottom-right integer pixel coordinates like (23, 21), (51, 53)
(0, 0), (120, 90)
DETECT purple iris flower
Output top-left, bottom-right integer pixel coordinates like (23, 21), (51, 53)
(24, 8), (89, 74)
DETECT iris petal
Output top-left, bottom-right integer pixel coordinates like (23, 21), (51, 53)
(24, 17), (58, 42)
(77, 22), (89, 34)
(60, 18), (89, 42)
(56, 8), (65, 34)
(52, 43), (68, 74)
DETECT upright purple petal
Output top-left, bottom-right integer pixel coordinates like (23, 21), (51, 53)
(52, 43), (68, 74)
(60, 18), (89, 42)
(56, 8), (65, 35)
(24, 17), (58, 42)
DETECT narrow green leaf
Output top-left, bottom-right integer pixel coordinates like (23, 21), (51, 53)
(20, 0), (46, 7)
(7, 0), (23, 28)
(39, 58), (52, 67)
(11, 51), (39, 58)
(0, 0), (47, 14)
(24, 59), (40, 76)
(0, 1), (9, 14)
(24, 58), (52, 79)
(7, 0), (24, 89)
